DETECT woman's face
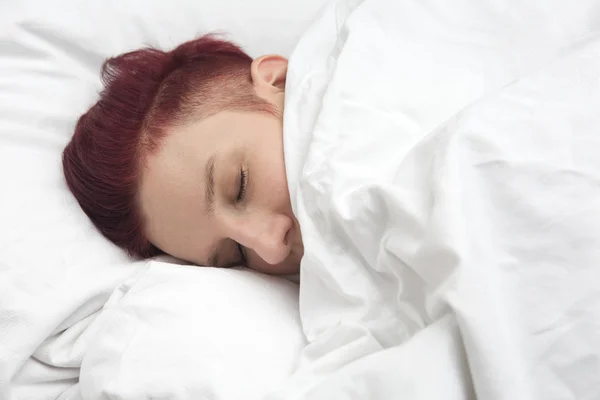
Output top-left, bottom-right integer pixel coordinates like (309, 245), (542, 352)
(138, 56), (303, 274)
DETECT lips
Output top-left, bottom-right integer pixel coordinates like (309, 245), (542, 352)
(286, 215), (304, 260)
(291, 236), (304, 258)
(295, 244), (304, 259)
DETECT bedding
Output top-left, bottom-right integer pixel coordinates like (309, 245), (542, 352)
(271, 0), (600, 398)
(0, 0), (327, 399)
(4, 0), (600, 398)
(79, 262), (305, 400)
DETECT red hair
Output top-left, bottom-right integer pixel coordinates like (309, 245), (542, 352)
(62, 35), (271, 258)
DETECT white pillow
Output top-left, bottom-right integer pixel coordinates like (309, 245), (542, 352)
(80, 262), (305, 400)
(0, 0), (326, 398)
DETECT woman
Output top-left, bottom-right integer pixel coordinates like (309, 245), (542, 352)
(62, 35), (303, 275)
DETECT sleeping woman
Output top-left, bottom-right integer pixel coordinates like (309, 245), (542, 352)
(62, 35), (303, 275)
(59, 0), (600, 397)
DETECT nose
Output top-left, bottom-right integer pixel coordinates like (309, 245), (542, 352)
(231, 212), (293, 265)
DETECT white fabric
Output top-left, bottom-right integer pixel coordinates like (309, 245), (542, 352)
(276, 0), (600, 398)
(78, 262), (305, 400)
(0, 1), (328, 399)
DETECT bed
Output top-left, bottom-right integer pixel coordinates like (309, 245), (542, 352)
(2, 0), (600, 399)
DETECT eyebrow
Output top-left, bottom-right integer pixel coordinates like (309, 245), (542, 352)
(204, 154), (216, 214)
(209, 250), (219, 268)
(204, 154), (218, 266)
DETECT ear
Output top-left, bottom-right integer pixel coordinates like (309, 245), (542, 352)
(251, 55), (288, 92)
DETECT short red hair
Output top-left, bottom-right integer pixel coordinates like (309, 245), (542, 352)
(62, 35), (271, 258)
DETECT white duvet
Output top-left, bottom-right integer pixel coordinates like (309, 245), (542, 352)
(273, 0), (600, 398)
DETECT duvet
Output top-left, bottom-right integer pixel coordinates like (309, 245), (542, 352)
(272, 0), (600, 398)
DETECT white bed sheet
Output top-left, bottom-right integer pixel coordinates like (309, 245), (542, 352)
(272, 0), (600, 398)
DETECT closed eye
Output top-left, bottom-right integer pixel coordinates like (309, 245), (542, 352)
(237, 167), (248, 202)
(237, 242), (247, 265)
(235, 167), (248, 266)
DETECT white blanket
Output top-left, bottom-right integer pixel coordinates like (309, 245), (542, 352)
(273, 0), (600, 398)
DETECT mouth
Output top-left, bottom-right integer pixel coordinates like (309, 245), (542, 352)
(286, 216), (304, 261)
(292, 239), (304, 259)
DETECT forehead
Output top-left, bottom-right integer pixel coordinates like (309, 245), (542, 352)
(138, 121), (215, 263)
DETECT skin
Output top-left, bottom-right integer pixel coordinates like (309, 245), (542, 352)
(139, 55), (303, 275)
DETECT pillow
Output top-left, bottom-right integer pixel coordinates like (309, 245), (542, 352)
(0, 0), (326, 398)
(80, 262), (305, 400)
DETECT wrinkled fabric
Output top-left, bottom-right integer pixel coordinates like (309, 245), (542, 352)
(271, 0), (600, 398)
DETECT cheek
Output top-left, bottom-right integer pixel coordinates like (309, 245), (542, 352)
(254, 143), (290, 205)
(266, 161), (291, 207)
